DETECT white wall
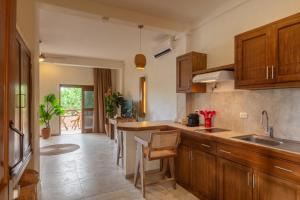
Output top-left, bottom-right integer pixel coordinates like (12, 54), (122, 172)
(17, 0), (40, 171)
(39, 63), (94, 134)
(123, 34), (187, 121)
(188, 0), (300, 141)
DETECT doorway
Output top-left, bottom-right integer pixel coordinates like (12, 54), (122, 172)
(59, 85), (94, 134)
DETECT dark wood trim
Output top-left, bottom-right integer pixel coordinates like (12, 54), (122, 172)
(192, 64), (234, 76)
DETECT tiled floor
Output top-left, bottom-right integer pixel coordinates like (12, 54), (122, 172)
(40, 134), (198, 200)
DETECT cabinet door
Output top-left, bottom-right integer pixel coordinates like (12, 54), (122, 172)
(9, 33), (22, 170)
(254, 171), (300, 200)
(175, 144), (191, 189)
(236, 26), (274, 87)
(191, 149), (217, 200)
(20, 46), (31, 156)
(275, 16), (300, 83)
(177, 56), (192, 92)
(218, 158), (253, 200)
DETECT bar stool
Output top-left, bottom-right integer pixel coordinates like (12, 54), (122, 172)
(133, 130), (180, 198)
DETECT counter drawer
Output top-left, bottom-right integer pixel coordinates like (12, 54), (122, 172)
(182, 136), (216, 154)
(217, 143), (300, 182)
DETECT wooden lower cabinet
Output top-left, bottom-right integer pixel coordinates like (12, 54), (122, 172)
(217, 158), (253, 200)
(254, 171), (300, 200)
(176, 144), (191, 189)
(176, 141), (217, 200)
(191, 149), (217, 200)
(176, 135), (300, 200)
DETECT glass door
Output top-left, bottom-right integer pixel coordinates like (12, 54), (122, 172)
(82, 86), (94, 133)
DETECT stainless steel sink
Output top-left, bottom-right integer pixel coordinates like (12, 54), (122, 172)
(234, 135), (284, 147)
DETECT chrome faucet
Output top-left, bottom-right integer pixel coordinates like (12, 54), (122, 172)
(261, 110), (274, 138)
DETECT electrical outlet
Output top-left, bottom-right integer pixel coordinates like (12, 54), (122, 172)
(240, 112), (248, 119)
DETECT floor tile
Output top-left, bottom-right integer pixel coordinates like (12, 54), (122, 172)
(40, 133), (198, 200)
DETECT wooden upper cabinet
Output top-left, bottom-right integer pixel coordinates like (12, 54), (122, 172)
(235, 26), (274, 87)
(275, 16), (300, 83)
(235, 12), (300, 89)
(176, 52), (206, 93)
(254, 171), (300, 200)
(218, 158), (253, 200)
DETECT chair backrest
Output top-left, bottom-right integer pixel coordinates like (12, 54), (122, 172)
(148, 130), (180, 153)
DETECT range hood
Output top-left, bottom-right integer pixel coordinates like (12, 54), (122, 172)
(192, 70), (234, 83)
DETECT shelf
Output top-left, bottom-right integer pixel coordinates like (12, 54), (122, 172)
(192, 64), (234, 76)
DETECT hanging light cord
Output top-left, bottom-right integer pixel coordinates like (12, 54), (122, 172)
(139, 27), (141, 51)
(138, 25), (144, 51)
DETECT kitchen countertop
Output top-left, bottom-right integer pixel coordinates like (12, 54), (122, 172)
(117, 120), (300, 162)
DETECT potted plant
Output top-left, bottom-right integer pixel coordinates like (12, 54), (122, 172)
(104, 89), (125, 118)
(39, 94), (64, 139)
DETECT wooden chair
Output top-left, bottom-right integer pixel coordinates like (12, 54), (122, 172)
(133, 130), (180, 198)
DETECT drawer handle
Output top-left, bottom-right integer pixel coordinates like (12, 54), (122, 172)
(201, 144), (211, 148)
(219, 149), (231, 154)
(274, 166), (293, 173)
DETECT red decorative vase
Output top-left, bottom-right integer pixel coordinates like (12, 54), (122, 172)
(204, 118), (212, 128)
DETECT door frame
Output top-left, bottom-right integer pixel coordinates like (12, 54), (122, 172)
(59, 84), (94, 135)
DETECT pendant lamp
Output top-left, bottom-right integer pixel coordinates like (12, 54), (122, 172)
(135, 25), (146, 70)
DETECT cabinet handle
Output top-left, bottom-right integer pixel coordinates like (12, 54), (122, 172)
(274, 165), (293, 173)
(271, 65), (274, 79)
(9, 120), (24, 172)
(247, 172), (250, 186)
(266, 66), (269, 80)
(219, 149), (231, 154)
(190, 151), (193, 160)
(201, 144), (211, 148)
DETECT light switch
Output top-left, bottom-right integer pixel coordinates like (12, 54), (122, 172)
(240, 112), (248, 119)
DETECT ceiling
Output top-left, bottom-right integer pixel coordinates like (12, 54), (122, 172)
(39, 0), (248, 61)
(39, 8), (165, 60)
(91, 0), (245, 24)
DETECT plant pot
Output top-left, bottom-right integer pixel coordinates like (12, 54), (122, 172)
(41, 128), (51, 139)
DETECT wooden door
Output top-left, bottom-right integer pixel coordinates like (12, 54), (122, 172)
(82, 86), (94, 133)
(177, 55), (192, 92)
(218, 158), (253, 200)
(235, 26), (274, 87)
(0, 0), (16, 199)
(175, 144), (191, 189)
(191, 149), (217, 200)
(274, 15), (300, 83)
(19, 34), (32, 158)
(254, 171), (300, 200)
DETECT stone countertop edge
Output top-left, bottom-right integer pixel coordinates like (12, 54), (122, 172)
(117, 120), (300, 162)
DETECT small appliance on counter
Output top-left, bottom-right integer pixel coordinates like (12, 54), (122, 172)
(187, 113), (200, 127)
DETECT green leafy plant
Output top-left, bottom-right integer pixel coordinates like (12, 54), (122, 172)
(39, 94), (64, 128)
(104, 89), (125, 118)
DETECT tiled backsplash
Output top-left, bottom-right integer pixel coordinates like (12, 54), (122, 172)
(188, 89), (300, 141)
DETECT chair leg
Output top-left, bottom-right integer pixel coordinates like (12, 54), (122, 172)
(169, 157), (176, 189)
(140, 146), (146, 198)
(120, 132), (124, 167)
(161, 158), (168, 179)
(134, 145), (140, 187)
(116, 140), (120, 165)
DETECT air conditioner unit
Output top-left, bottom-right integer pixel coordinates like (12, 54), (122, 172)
(153, 36), (175, 58)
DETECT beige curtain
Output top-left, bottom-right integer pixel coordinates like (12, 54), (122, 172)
(93, 68), (112, 133)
